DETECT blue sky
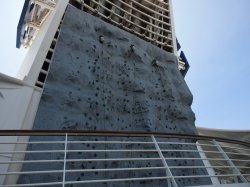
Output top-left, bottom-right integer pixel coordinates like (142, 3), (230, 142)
(0, 1), (249, 129)
(173, 0), (250, 129)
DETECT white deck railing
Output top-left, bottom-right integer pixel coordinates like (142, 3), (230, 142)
(0, 130), (249, 186)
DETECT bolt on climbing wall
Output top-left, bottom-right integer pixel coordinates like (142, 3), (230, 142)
(17, 5), (211, 186)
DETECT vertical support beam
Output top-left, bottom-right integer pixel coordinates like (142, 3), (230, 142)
(196, 142), (220, 185)
(151, 135), (178, 187)
(160, 9), (164, 49)
(212, 139), (248, 183)
(62, 133), (68, 187)
(168, 0), (177, 55)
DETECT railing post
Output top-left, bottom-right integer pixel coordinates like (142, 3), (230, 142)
(212, 139), (248, 183)
(62, 133), (68, 187)
(151, 135), (178, 187)
(196, 142), (220, 185)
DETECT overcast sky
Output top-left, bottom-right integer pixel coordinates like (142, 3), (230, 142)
(0, 1), (249, 130)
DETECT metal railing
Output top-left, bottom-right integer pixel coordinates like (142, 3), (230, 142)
(70, 0), (175, 53)
(0, 130), (249, 186)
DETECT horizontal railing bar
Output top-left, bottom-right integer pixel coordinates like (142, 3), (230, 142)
(0, 142), (220, 153)
(67, 149), (158, 152)
(0, 157), (162, 164)
(67, 166), (165, 173)
(1, 157), (249, 165)
(4, 173), (250, 186)
(0, 130), (248, 147)
(169, 166), (227, 169)
(0, 150), (65, 154)
(169, 165), (250, 169)
(0, 149), (226, 154)
(169, 166), (250, 169)
(164, 158), (250, 162)
(0, 159), (63, 164)
(0, 141), (219, 148)
(3, 164), (250, 176)
(0, 141), (65, 144)
(0, 170), (62, 175)
(64, 176), (169, 184)
(70, 149), (223, 154)
(220, 145), (250, 152)
(223, 151), (250, 156)
(173, 173), (250, 179)
(159, 142), (216, 147)
(2, 176), (169, 186)
(194, 143), (218, 147)
(0, 141), (197, 145)
(162, 149), (222, 154)
(2, 165), (250, 176)
(0, 166), (167, 176)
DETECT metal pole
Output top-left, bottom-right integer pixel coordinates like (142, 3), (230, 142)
(62, 133), (68, 187)
(196, 142), (220, 185)
(151, 135), (178, 187)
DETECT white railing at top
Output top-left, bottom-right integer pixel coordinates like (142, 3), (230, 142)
(71, 0), (175, 53)
(0, 130), (249, 187)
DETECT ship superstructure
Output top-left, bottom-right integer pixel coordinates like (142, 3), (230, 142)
(0, 0), (248, 186)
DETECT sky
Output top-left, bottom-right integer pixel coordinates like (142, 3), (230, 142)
(173, 0), (250, 130)
(0, 1), (26, 76)
(0, 1), (249, 130)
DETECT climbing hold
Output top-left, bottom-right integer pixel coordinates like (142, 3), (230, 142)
(130, 45), (136, 52)
(99, 35), (104, 43)
(152, 59), (159, 66)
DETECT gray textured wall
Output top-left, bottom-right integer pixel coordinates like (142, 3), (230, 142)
(35, 7), (196, 134)
(18, 5), (211, 187)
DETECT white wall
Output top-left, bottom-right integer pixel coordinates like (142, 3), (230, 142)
(0, 73), (42, 184)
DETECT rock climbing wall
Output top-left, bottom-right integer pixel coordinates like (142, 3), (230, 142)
(18, 5), (211, 187)
(34, 6), (196, 135)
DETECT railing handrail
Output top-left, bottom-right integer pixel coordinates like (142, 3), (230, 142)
(0, 130), (249, 186)
(0, 129), (249, 147)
